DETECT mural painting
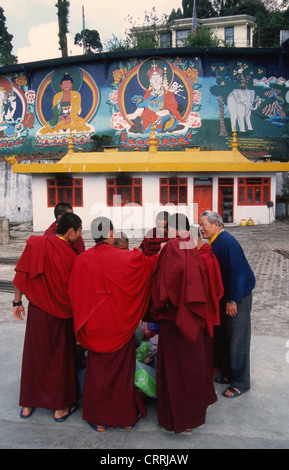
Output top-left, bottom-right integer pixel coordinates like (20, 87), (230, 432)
(0, 74), (34, 149)
(209, 60), (289, 158)
(0, 53), (288, 160)
(107, 57), (202, 149)
(35, 66), (99, 147)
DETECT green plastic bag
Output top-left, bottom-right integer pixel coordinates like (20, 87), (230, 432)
(136, 341), (151, 362)
(134, 360), (156, 398)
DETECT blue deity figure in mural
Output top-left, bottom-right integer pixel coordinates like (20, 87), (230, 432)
(127, 61), (185, 134)
(39, 72), (90, 134)
(0, 76), (28, 143)
(0, 87), (17, 137)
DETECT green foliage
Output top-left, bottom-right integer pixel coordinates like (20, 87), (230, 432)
(90, 134), (113, 151)
(104, 35), (130, 52)
(182, 0), (217, 18)
(172, 0), (289, 48)
(0, 7), (17, 65)
(117, 7), (168, 51)
(183, 26), (222, 47)
(56, 0), (70, 57)
(74, 29), (103, 54)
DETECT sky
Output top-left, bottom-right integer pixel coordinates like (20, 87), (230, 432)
(0, 0), (183, 64)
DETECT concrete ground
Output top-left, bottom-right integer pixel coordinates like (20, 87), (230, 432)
(0, 221), (289, 450)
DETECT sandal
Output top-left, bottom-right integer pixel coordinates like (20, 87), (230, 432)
(54, 404), (78, 422)
(223, 387), (249, 398)
(20, 407), (34, 419)
(214, 376), (229, 384)
(88, 423), (106, 432)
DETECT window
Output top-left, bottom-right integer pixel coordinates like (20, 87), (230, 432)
(160, 32), (172, 48)
(238, 178), (270, 206)
(247, 25), (251, 46)
(160, 178), (187, 205)
(225, 26), (234, 45)
(47, 178), (83, 207)
(107, 177), (142, 206)
(176, 29), (191, 46)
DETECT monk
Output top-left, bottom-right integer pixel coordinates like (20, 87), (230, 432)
(151, 213), (217, 435)
(13, 212), (82, 422)
(139, 211), (169, 256)
(69, 216), (157, 432)
(44, 202), (85, 254)
(194, 228), (224, 372)
(114, 231), (129, 250)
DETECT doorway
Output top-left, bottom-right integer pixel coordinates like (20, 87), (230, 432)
(218, 178), (234, 223)
(194, 178), (212, 220)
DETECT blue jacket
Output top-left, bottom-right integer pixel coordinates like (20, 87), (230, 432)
(211, 231), (255, 303)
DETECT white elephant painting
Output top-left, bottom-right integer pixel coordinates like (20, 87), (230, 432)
(226, 88), (259, 132)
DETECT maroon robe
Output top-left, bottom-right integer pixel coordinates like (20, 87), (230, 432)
(69, 243), (157, 427)
(13, 235), (78, 410)
(44, 221), (85, 254)
(82, 336), (146, 427)
(139, 227), (168, 256)
(151, 234), (217, 433)
(19, 303), (77, 410)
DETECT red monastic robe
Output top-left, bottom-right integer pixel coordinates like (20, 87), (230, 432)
(69, 243), (157, 353)
(14, 235), (77, 318)
(139, 227), (168, 257)
(44, 221), (85, 255)
(151, 235), (208, 342)
(69, 243), (157, 427)
(151, 235), (217, 433)
(13, 234), (78, 410)
(199, 243), (224, 337)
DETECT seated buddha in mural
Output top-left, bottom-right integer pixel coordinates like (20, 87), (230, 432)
(127, 61), (185, 134)
(39, 73), (90, 134)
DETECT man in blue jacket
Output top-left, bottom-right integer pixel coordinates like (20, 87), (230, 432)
(199, 210), (255, 398)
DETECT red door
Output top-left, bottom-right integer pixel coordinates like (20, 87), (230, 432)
(194, 178), (212, 220)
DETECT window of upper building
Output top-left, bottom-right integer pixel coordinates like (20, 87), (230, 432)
(47, 178), (83, 207)
(107, 177), (142, 206)
(176, 29), (191, 46)
(160, 177), (187, 205)
(238, 177), (270, 205)
(225, 26), (234, 46)
(247, 25), (251, 46)
(160, 32), (172, 48)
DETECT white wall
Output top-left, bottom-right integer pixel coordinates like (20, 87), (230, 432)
(0, 162), (32, 224)
(31, 171), (276, 233)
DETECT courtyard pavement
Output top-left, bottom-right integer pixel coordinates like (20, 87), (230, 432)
(0, 221), (289, 450)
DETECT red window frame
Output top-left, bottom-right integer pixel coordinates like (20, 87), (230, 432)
(160, 177), (187, 205)
(47, 178), (83, 207)
(106, 177), (142, 206)
(238, 177), (271, 206)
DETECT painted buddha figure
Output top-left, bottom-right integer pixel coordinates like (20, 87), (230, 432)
(40, 73), (90, 134)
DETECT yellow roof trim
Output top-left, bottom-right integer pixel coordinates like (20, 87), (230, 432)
(12, 152), (289, 174)
(10, 129), (289, 174)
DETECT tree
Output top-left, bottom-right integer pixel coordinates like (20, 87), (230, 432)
(56, 0), (70, 58)
(125, 8), (167, 50)
(105, 34), (131, 52)
(182, 0), (217, 18)
(0, 7), (17, 65)
(74, 29), (103, 54)
(183, 26), (222, 47)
